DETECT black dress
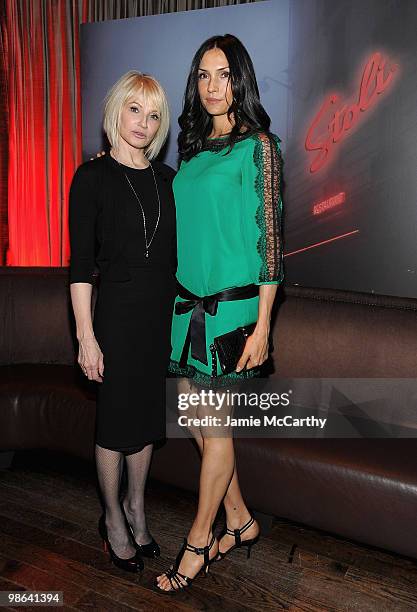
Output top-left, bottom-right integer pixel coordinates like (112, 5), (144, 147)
(69, 155), (177, 454)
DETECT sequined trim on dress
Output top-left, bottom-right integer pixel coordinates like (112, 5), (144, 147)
(253, 133), (284, 284)
(200, 131), (253, 153)
(168, 359), (260, 389)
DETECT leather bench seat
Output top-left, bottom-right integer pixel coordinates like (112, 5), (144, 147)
(151, 436), (417, 559)
(1, 267), (417, 560)
(0, 364), (96, 457)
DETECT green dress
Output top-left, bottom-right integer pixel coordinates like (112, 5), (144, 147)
(168, 131), (284, 387)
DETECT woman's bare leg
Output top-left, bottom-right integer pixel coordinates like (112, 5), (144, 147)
(157, 438), (231, 589)
(156, 379), (257, 590)
(176, 380), (260, 555)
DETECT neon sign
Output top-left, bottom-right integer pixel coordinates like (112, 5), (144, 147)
(313, 192), (346, 215)
(305, 52), (399, 173)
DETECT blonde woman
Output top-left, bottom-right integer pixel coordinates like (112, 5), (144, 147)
(69, 71), (176, 572)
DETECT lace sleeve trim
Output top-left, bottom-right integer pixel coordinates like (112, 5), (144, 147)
(253, 133), (284, 284)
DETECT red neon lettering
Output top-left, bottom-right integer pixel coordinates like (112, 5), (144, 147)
(305, 52), (398, 173)
(313, 191), (346, 215)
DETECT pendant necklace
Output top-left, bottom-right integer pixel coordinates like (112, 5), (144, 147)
(113, 153), (161, 258)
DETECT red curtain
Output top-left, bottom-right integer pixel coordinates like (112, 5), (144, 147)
(3, 0), (82, 266)
(0, 0), (256, 267)
(0, 0), (9, 265)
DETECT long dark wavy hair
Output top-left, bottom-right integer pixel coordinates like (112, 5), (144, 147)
(178, 34), (271, 161)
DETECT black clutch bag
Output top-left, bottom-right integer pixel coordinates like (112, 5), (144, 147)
(210, 323), (257, 376)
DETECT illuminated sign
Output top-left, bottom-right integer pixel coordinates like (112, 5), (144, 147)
(305, 52), (398, 173)
(313, 192), (346, 215)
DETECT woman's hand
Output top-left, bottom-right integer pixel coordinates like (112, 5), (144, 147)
(236, 284), (277, 372)
(236, 325), (269, 372)
(78, 336), (104, 382)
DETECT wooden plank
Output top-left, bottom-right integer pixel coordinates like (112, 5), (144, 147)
(0, 553), (86, 607)
(0, 530), (193, 612)
(0, 575), (79, 611)
(1, 505), (403, 612)
(2, 451), (417, 611)
(0, 515), (256, 612)
(0, 492), (293, 610)
(344, 566), (417, 610)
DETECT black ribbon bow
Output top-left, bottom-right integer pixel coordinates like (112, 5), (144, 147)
(175, 282), (259, 367)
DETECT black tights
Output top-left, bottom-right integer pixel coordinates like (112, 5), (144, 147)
(95, 442), (153, 558)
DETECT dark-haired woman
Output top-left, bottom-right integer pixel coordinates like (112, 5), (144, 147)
(156, 34), (284, 592)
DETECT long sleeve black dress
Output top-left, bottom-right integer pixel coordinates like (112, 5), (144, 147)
(69, 154), (177, 454)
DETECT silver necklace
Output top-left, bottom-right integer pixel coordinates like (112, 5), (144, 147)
(114, 155), (161, 258)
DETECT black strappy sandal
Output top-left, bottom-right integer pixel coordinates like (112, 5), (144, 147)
(156, 534), (217, 592)
(215, 515), (260, 561)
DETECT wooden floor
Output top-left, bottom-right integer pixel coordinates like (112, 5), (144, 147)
(1, 451), (417, 611)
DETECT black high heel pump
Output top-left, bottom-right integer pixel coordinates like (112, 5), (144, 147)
(98, 514), (144, 572)
(120, 503), (160, 559)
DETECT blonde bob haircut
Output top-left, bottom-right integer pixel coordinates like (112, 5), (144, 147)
(103, 70), (170, 160)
